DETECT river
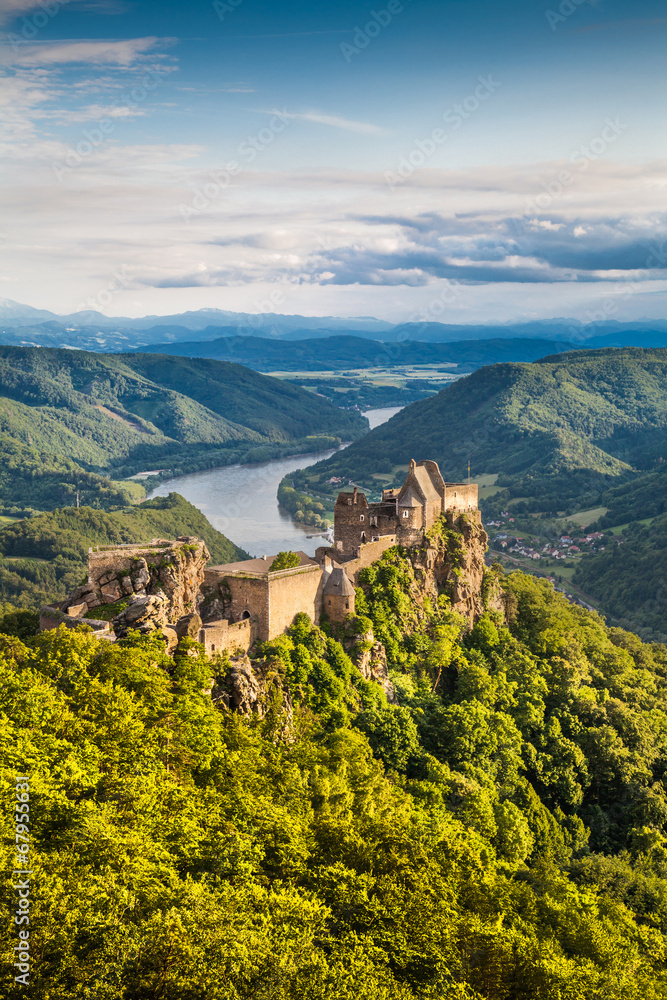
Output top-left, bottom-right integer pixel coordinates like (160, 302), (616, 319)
(147, 406), (402, 558)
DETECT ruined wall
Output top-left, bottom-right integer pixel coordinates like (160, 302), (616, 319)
(267, 565), (323, 639)
(328, 535), (398, 585)
(199, 618), (253, 657)
(444, 484), (478, 513)
(201, 571), (269, 643)
(40, 605), (109, 635)
(64, 538), (209, 621)
(397, 523), (426, 549)
(203, 563), (324, 643)
(334, 490), (370, 554)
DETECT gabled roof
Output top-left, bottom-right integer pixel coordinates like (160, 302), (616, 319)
(412, 465), (441, 503)
(398, 487), (422, 508)
(397, 459), (442, 507)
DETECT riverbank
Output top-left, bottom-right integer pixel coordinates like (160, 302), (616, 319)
(147, 408), (402, 557)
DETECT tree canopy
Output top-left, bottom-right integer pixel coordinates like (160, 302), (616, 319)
(2, 557), (667, 998)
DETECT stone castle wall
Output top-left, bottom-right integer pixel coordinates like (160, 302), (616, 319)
(333, 489), (369, 554)
(325, 535), (398, 585)
(45, 459), (482, 658)
(268, 564), (323, 639)
(199, 618), (253, 657)
(444, 483), (478, 512)
(203, 562), (324, 643)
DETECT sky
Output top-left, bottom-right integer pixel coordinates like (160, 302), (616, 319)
(1, 0), (666, 324)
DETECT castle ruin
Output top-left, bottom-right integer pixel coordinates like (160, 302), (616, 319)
(42, 460), (478, 657)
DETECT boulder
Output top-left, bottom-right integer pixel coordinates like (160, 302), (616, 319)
(174, 612), (203, 641)
(112, 593), (169, 639)
(161, 626), (180, 656)
(101, 581), (122, 603)
(210, 656), (293, 719)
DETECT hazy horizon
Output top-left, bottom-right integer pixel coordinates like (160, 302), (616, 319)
(1, 0), (666, 325)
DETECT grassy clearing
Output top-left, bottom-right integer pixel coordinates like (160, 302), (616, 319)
(557, 506), (609, 529)
(610, 516), (656, 536)
(111, 480), (147, 503)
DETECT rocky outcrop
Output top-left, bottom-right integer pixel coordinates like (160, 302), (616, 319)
(340, 619), (397, 703)
(61, 537), (209, 622)
(111, 593), (169, 636)
(174, 612), (203, 641)
(358, 638), (397, 703)
(59, 537), (210, 650)
(210, 656), (293, 719)
(411, 511), (490, 625)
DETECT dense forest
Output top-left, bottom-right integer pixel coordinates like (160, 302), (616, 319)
(2, 556), (667, 997)
(575, 512), (667, 643)
(0, 494), (247, 610)
(0, 347), (367, 510)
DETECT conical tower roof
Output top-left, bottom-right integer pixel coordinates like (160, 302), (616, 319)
(323, 567), (355, 598)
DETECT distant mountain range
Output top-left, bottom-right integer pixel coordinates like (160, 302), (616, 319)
(134, 334), (579, 372)
(2, 298), (667, 354)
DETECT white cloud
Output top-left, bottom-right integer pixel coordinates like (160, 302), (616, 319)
(8, 36), (166, 67)
(48, 102), (148, 124)
(528, 219), (564, 231)
(265, 109), (387, 136)
(1, 153), (667, 321)
(0, 0), (123, 22)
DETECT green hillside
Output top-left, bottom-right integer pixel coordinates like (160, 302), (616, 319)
(299, 349), (667, 512)
(0, 493), (247, 609)
(0, 347), (367, 510)
(3, 562), (667, 996)
(574, 512), (667, 642)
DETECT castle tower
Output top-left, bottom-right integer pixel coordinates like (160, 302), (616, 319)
(323, 568), (355, 623)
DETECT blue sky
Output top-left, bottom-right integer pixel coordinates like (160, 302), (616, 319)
(1, 0), (666, 323)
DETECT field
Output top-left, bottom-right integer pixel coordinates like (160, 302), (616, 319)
(556, 506), (609, 528)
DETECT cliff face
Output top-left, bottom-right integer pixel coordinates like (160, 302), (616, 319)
(61, 537), (209, 622)
(411, 511), (491, 625)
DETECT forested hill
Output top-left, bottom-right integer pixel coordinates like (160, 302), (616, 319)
(0, 346), (367, 510)
(574, 510), (667, 643)
(304, 348), (667, 509)
(3, 557), (667, 995)
(0, 493), (248, 610)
